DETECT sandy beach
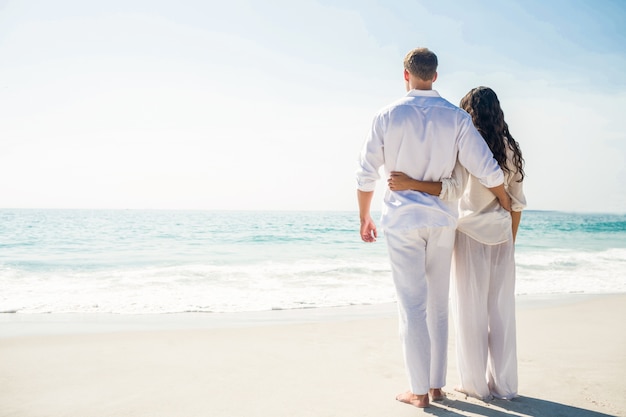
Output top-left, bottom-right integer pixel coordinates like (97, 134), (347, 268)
(1, 294), (624, 417)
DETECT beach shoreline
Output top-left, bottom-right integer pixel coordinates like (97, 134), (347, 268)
(1, 293), (624, 416)
(0, 293), (612, 338)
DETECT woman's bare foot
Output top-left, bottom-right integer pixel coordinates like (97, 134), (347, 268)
(429, 388), (446, 401)
(396, 391), (429, 408)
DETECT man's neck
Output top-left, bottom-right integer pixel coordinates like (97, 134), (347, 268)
(411, 81), (433, 90)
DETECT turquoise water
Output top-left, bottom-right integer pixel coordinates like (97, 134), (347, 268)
(1, 209), (625, 313)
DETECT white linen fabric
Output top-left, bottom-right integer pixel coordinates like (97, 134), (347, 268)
(384, 225), (455, 395)
(457, 143), (527, 244)
(356, 89), (505, 396)
(444, 140), (526, 400)
(356, 89), (504, 231)
(451, 231), (518, 400)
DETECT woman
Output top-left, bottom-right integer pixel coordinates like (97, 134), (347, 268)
(388, 86), (526, 401)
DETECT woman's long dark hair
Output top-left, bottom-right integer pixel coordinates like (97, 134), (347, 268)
(460, 87), (525, 181)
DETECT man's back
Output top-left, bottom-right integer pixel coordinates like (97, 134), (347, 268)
(380, 90), (470, 184)
(357, 88), (499, 229)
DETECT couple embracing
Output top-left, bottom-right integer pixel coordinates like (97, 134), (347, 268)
(356, 47), (526, 408)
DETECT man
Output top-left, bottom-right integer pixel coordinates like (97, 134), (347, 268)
(356, 47), (511, 409)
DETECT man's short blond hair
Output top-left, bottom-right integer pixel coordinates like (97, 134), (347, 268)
(403, 48), (438, 81)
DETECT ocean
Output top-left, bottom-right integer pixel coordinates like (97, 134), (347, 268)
(1, 209), (625, 314)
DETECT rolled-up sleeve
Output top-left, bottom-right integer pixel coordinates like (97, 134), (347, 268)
(438, 161), (468, 201)
(507, 166), (527, 212)
(356, 114), (386, 192)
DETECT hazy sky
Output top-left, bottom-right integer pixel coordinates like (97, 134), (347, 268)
(1, 0), (625, 212)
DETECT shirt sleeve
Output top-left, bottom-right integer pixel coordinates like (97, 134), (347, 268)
(438, 161), (468, 201)
(457, 115), (504, 188)
(356, 113), (386, 192)
(505, 149), (527, 212)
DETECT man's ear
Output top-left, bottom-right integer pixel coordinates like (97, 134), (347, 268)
(432, 71), (438, 83)
(403, 69), (410, 81)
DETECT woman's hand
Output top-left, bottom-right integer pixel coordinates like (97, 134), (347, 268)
(388, 171), (414, 191)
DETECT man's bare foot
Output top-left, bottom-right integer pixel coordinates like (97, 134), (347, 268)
(429, 388), (445, 401)
(396, 391), (429, 408)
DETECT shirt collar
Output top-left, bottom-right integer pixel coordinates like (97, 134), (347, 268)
(406, 89), (441, 98)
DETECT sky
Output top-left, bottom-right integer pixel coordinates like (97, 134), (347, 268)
(1, 0), (625, 213)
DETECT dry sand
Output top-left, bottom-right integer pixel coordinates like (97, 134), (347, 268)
(1, 294), (624, 417)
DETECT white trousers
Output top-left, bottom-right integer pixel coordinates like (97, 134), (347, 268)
(384, 226), (455, 395)
(451, 231), (518, 400)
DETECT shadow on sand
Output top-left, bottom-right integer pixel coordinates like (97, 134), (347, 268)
(420, 395), (619, 417)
